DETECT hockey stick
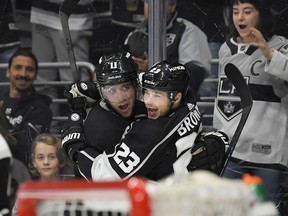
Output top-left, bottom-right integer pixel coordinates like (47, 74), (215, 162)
(220, 63), (253, 176)
(59, 0), (81, 82)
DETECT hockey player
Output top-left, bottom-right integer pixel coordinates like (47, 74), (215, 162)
(65, 52), (147, 154)
(62, 61), (228, 181)
(213, 0), (288, 205)
(0, 133), (13, 216)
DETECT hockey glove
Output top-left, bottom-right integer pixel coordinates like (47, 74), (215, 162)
(61, 112), (86, 162)
(187, 131), (229, 175)
(64, 81), (100, 117)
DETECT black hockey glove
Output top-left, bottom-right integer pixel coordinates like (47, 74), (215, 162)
(61, 112), (86, 163)
(64, 81), (100, 117)
(187, 131), (229, 175)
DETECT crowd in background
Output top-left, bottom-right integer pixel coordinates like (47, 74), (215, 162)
(1, 0), (288, 215)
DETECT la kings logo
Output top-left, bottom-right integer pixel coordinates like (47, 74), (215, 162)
(217, 75), (250, 121)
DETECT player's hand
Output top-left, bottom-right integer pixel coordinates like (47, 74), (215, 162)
(64, 81), (100, 116)
(61, 112), (86, 162)
(187, 131), (229, 175)
(250, 27), (274, 60)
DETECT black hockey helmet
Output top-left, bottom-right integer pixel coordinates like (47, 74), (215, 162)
(142, 61), (189, 99)
(96, 52), (138, 86)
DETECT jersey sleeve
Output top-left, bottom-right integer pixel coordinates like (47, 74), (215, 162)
(265, 40), (288, 81)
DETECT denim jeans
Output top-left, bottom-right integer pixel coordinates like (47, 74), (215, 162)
(223, 159), (288, 207)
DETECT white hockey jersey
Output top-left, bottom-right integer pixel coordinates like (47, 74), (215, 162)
(213, 35), (288, 167)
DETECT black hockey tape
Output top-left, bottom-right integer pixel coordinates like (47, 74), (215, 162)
(220, 63), (253, 176)
(59, 0), (80, 16)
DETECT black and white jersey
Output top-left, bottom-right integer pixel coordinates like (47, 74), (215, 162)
(213, 35), (288, 166)
(84, 99), (147, 152)
(78, 103), (202, 181)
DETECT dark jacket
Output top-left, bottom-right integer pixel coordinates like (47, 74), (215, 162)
(0, 89), (53, 165)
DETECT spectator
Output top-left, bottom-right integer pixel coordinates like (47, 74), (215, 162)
(124, 0), (212, 98)
(0, 49), (53, 166)
(111, 0), (145, 47)
(177, 0), (226, 98)
(29, 133), (69, 180)
(90, 0), (145, 65)
(213, 0), (288, 207)
(12, 133), (70, 216)
(62, 61), (227, 181)
(30, 0), (95, 118)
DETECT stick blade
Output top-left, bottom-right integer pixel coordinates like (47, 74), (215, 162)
(224, 63), (252, 107)
(59, 0), (80, 17)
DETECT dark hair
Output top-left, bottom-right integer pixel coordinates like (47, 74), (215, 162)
(227, 0), (273, 40)
(8, 49), (38, 72)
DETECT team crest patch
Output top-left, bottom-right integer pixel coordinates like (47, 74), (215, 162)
(217, 100), (242, 121)
(166, 33), (176, 46)
(216, 75), (250, 121)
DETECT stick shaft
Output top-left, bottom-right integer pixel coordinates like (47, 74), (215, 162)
(220, 63), (253, 176)
(59, 0), (81, 82)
